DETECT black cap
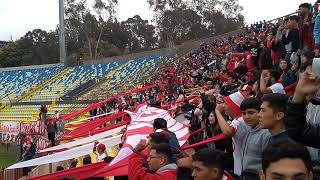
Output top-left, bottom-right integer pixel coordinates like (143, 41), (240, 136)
(153, 118), (167, 130)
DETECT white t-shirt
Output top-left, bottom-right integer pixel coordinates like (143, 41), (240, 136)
(269, 83), (286, 94)
(95, 152), (107, 162)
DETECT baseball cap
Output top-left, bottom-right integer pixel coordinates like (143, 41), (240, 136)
(97, 144), (106, 151)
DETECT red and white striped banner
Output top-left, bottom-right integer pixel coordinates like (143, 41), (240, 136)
(110, 104), (189, 166)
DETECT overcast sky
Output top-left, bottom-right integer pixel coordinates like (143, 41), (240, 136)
(0, 0), (315, 41)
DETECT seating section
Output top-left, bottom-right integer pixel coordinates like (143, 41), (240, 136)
(0, 104), (88, 122)
(0, 66), (64, 103)
(79, 56), (163, 100)
(108, 56), (161, 89)
(27, 62), (122, 102)
(0, 56), (166, 121)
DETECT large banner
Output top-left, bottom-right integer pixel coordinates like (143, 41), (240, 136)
(19, 121), (46, 135)
(19, 121), (49, 152)
(0, 121), (19, 143)
(0, 121), (49, 151)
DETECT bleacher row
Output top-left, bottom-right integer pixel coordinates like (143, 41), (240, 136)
(0, 56), (165, 122)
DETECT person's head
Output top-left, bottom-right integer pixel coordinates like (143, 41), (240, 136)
(250, 38), (258, 46)
(208, 112), (216, 125)
(260, 40), (267, 49)
(288, 15), (300, 29)
(240, 97), (261, 128)
(148, 132), (169, 148)
(192, 149), (225, 180)
(283, 17), (289, 28)
(147, 144), (172, 173)
(227, 74), (236, 86)
(58, 178), (76, 180)
(260, 141), (313, 180)
(259, 94), (288, 131)
(97, 143), (106, 154)
(56, 166), (64, 172)
(70, 159), (78, 168)
(18, 132), (27, 139)
(298, 3), (310, 17)
(153, 118), (167, 131)
(83, 155), (92, 165)
(224, 91), (248, 118)
(177, 167), (193, 180)
(279, 60), (288, 71)
(301, 49), (314, 65)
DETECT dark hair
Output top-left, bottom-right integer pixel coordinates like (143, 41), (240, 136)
(58, 178), (77, 180)
(262, 141), (312, 173)
(261, 93), (288, 113)
(240, 97), (261, 111)
(69, 159), (78, 168)
(149, 132), (169, 144)
(83, 155), (92, 165)
(300, 59), (313, 72)
(176, 167), (193, 180)
(192, 149), (225, 174)
(201, 94), (216, 113)
(150, 143), (172, 161)
(153, 118), (167, 130)
(228, 73), (237, 80)
(56, 166), (64, 172)
(299, 3), (310, 9)
(289, 15), (300, 23)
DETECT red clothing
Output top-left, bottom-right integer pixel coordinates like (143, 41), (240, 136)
(231, 52), (254, 72)
(23, 137), (32, 154)
(227, 59), (236, 72)
(128, 154), (177, 180)
(267, 39), (281, 65)
(300, 16), (315, 51)
(218, 73), (228, 82)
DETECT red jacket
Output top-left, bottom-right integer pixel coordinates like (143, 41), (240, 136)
(300, 15), (315, 51)
(267, 39), (281, 65)
(128, 154), (177, 180)
(231, 52), (254, 72)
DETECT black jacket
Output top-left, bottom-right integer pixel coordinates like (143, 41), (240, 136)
(285, 98), (320, 149)
(282, 29), (300, 52)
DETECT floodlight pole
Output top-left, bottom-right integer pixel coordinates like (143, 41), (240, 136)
(59, 0), (66, 65)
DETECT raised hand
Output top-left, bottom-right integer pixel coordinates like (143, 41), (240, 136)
(134, 139), (148, 153)
(293, 71), (320, 103)
(296, 71), (320, 96)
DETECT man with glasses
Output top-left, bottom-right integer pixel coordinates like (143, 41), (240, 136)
(128, 140), (177, 180)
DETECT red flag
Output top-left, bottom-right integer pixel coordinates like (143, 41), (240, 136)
(94, 104), (190, 177)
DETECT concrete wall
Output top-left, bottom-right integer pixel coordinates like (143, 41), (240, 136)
(0, 63), (63, 72)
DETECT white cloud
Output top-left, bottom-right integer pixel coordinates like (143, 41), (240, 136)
(0, 0), (316, 41)
(239, 0), (315, 24)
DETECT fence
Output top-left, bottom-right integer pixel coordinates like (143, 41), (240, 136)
(0, 169), (23, 180)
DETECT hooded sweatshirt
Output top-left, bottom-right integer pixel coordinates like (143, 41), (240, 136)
(128, 153), (177, 180)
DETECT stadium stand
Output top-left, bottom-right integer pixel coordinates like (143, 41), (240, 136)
(0, 104), (88, 122)
(78, 56), (165, 100)
(0, 65), (64, 104)
(26, 62), (121, 102)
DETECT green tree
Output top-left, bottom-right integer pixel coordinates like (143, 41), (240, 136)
(0, 29), (59, 67)
(0, 41), (28, 67)
(121, 15), (157, 52)
(148, 0), (244, 47)
(64, 0), (118, 60)
(158, 8), (209, 46)
(22, 29), (59, 65)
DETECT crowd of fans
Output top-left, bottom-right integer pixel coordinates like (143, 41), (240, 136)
(18, 2), (320, 180)
(122, 2), (320, 180)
